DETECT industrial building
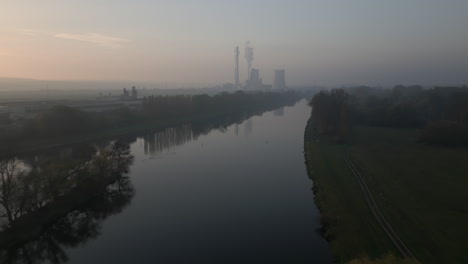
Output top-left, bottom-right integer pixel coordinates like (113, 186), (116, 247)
(233, 43), (287, 91)
(122, 86), (138, 100)
(273, 70), (286, 90)
(245, 68), (263, 90)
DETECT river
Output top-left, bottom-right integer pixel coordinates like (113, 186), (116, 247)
(3, 100), (332, 263)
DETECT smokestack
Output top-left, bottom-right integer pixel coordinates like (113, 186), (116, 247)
(235, 46), (240, 89)
(245, 41), (254, 80)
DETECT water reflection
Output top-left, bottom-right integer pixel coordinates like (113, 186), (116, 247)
(0, 100), (308, 263)
(143, 125), (193, 155)
(0, 143), (134, 264)
(273, 107), (284, 117)
(244, 119), (253, 137)
(0, 107), (282, 262)
(140, 109), (265, 156)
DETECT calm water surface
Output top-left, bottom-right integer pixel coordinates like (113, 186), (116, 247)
(64, 100), (332, 263)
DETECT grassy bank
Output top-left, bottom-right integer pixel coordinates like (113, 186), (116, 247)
(305, 118), (468, 263)
(304, 118), (398, 263)
(350, 126), (468, 264)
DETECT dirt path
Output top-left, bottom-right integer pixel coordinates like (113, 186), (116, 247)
(344, 149), (418, 261)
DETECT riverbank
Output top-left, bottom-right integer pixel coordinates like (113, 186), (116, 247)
(1, 91), (304, 155)
(304, 118), (397, 263)
(12, 102), (296, 155)
(305, 118), (468, 263)
(304, 118), (424, 264)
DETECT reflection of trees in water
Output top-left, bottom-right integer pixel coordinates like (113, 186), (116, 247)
(0, 142), (135, 264)
(1, 176), (134, 264)
(244, 119), (253, 137)
(273, 107), (284, 116)
(0, 100), (299, 262)
(141, 110), (262, 156)
(144, 125), (193, 155)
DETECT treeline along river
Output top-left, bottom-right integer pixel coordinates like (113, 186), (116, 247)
(0, 100), (332, 264)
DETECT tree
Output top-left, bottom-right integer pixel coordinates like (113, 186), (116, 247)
(0, 159), (25, 226)
(309, 89), (353, 141)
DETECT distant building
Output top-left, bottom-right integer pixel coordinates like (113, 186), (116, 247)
(122, 86), (138, 100)
(123, 88), (129, 97)
(245, 68), (263, 90)
(273, 70), (286, 90)
(222, 83), (235, 90)
(262, 84), (272, 90)
(250, 68), (259, 81)
(131, 86), (137, 99)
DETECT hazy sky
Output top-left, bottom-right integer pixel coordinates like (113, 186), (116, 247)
(1, 0), (467, 87)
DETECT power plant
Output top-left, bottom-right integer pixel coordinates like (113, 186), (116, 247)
(245, 42), (254, 80)
(245, 68), (263, 90)
(233, 42), (286, 90)
(273, 70), (286, 90)
(234, 46), (240, 89)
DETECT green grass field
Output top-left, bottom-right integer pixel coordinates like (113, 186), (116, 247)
(305, 119), (468, 263)
(350, 126), (468, 264)
(304, 119), (398, 263)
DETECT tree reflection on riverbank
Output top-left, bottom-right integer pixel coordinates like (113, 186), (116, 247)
(0, 142), (135, 264)
(141, 108), (268, 156)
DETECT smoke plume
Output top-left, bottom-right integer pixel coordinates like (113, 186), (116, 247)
(244, 41), (254, 74)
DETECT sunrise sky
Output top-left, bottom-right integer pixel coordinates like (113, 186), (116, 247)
(1, 0), (467, 86)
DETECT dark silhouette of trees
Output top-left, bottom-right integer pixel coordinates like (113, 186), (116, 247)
(9, 91), (301, 144)
(26, 105), (95, 137)
(142, 91), (301, 119)
(346, 85), (468, 145)
(142, 94), (193, 119)
(0, 173), (134, 264)
(0, 159), (25, 225)
(309, 89), (353, 142)
(0, 142), (134, 264)
(0, 142), (133, 231)
(309, 85), (468, 145)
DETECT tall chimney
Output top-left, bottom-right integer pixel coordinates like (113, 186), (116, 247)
(235, 46), (240, 89)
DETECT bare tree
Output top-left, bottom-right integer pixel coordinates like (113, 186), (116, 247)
(0, 159), (25, 226)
